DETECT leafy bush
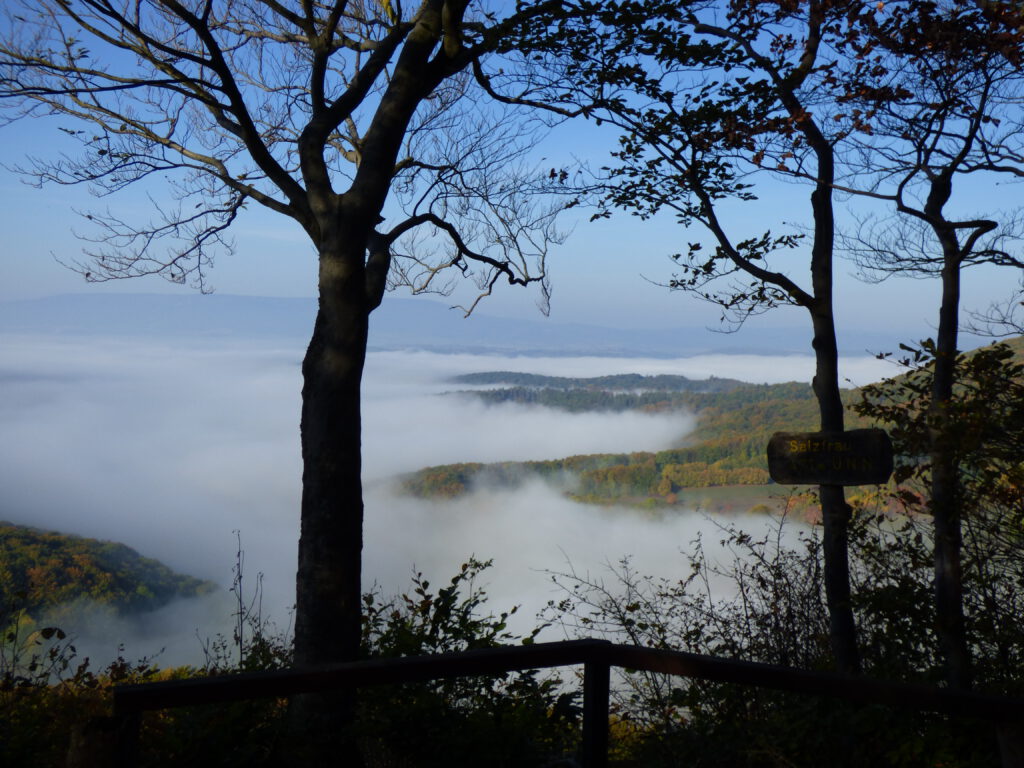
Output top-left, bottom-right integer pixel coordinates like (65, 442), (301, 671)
(354, 558), (581, 767)
(1, 556), (578, 767)
(545, 504), (1014, 767)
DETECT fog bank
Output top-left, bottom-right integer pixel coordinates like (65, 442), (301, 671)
(0, 335), (873, 665)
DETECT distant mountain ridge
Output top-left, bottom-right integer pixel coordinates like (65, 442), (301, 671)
(0, 292), (900, 356)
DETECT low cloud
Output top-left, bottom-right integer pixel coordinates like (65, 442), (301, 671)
(2, 335), (839, 665)
(363, 480), (803, 640)
(36, 592), (239, 671)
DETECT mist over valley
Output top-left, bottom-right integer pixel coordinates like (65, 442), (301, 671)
(0, 295), (897, 668)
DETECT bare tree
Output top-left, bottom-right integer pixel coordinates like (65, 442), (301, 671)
(968, 289), (1024, 337)
(0, 0), (574, 757)
(835, 0), (1024, 689)
(545, 0), (870, 675)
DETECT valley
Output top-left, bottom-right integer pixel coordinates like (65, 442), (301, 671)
(401, 371), (877, 515)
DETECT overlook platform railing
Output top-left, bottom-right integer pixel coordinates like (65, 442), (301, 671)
(111, 638), (1024, 767)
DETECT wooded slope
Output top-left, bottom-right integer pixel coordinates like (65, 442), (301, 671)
(0, 522), (215, 622)
(404, 375), (874, 504)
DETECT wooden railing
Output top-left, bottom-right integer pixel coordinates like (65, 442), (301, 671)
(111, 639), (1024, 767)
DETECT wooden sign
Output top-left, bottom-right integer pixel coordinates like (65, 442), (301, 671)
(767, 428), (893, 486)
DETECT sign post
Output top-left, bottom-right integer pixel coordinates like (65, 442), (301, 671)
(767, 428), (893, 486)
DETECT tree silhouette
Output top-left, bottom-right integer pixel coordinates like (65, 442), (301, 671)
(0, 1), (574, 758)
(544, 0), (871, 674)
(835, 0), (1024, 689)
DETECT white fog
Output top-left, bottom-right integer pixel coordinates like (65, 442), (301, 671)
(0, 334), (894, 667)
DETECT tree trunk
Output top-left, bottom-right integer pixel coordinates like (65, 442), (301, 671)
(294, 311), (366, 668)
(285, 21), (457, 756)
(808, 147), (860, 676)
(810, 308), (861, 676)
(931, 249), (970, 689)
(289, 240), (370, 762)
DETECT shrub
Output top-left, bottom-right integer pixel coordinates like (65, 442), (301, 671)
(546, 508), (1011, 767)
(354, 558), (581, 767)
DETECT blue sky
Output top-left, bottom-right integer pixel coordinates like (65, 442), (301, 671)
(0, 85), (1016, 349)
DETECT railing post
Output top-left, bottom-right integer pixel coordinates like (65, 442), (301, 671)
(113, 708), (140, 768)
(582, 657), (610, 768)
(998, 722), (1024, 768)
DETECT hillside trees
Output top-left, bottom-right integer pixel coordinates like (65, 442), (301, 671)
(0, 0), (576, 757)
(542, 0), (870, 674)
(0, 523), (214, 622)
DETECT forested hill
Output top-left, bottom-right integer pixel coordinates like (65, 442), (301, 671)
(0, 522), (216, 622)
(455, 379), (814, 415)
(402, 376), (874, 506)
(450, 372), (748, 393)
